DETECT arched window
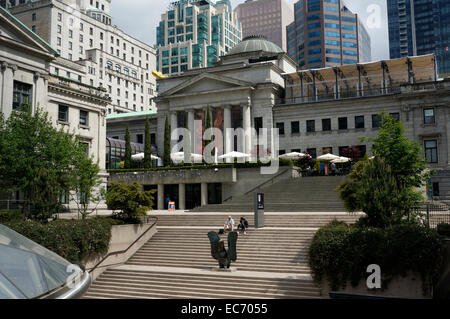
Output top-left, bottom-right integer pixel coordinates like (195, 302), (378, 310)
(115, 64), (121, 72)
(131, 70), (137, 78)
(106, 61), (113, 69)
(123, 67), (129, 76)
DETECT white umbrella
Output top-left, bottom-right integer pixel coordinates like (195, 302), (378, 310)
(218, 151), (250, 159)
(131, 153), (160, 161)
(279, 152), (306, 159)
(331, 156), (351, 164)
(171, 152), (203, 163)
(317, 153), (340, 161)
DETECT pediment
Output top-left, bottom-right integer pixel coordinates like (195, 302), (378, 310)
(161, 73), (253, 97)
(0, 7), (57, 57)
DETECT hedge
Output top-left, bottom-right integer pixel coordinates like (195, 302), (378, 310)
(0, 210), (24, 223)
(4, 218), (114, 265)
(308, 221), (444, 293)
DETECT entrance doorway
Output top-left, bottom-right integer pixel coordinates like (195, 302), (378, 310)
(186, 184), (201, 209)
(163, 184), (179, 209)
(208, 183), (222, 204)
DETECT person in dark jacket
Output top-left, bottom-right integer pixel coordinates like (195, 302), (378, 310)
(238, 217), (249, 235)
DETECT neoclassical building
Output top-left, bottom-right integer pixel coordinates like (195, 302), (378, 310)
(0, 5), (110, 210)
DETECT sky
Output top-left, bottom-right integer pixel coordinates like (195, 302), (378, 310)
(110, 0), (389, 61)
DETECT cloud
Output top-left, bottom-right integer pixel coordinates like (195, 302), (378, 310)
(111, 0), (389, 60)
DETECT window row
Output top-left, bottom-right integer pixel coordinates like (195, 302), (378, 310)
(57, 105), (89, 127)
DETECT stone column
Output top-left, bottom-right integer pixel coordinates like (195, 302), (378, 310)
(1, 63), (17, 118)
(179, 183), (186, 210)
(201, 182), (208, 206)
(242, 103), (252, 159)
(34, 72), (47, 112)
(223, 106), (232, 162)
(187, 109), (195, 153)
(157, 184), (164, 210)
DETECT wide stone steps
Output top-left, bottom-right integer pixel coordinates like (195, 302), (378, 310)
(83, 269), (321, 299)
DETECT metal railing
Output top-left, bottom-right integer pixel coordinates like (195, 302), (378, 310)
(413, 202), (450, 228)
(0, 200), (28, 211)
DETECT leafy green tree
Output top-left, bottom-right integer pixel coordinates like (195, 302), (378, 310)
(70, 152), (105, 220)
(124, 125), (132, 169)
(164, 114), (171, 166)
(205, 105), (212, 148)
(0, 107), (94, 220)
(143, 117), (152, 169)
(105, 181), (156, 223)
(338, 112), (428, 228)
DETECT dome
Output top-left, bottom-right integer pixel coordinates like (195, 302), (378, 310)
(228, 35), (283, 56)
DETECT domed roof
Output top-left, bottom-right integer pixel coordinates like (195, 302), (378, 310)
(228, 35), (283, 56)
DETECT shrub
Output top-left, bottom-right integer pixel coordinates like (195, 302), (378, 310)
(437, 223), (450, 237)
(0, 210), (24, 223)
(309, 221), (444, 293)
(106, 182), (156, 223)
(4, 219), (112, 264)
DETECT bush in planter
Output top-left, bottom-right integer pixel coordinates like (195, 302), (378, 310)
(0, 210), (24, 223)
(309, 221), (444, 293)
(4, 219), (112, 264)
(106, 181), (156, 224)
(437, 223), (450, 237)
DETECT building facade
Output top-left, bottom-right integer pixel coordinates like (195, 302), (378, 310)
(286, 0), (371, 69)
(156, 0), (242, 77)
(0, 5), (109, 210)
(387, 0), (450, 76)
(1, 0), (157, 114)
(234, 0), (294, 52)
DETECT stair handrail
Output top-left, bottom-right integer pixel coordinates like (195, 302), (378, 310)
(88, 215), (158, 273)
(244, 168), (291, 196)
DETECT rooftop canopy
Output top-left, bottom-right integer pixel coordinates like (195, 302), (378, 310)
(283, 54), (437, 104)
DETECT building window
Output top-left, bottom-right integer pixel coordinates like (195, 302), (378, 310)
(307, 148), (317, 158)
(372, 114), (381, 128)
(291, 121), (300, 134)
(424, 108), (435, 124)
(433, 182), (440, 197)
(338, 117), (348, 130)
(80, 110), (89, 126)
(390, 113), (400, 121)
(424, 140), (438, 163)
(136, 134), (144, 144)
(306, 120), (315, 132)
(12, 81), (32, 110)
(355, 116), (365, 129)
(322, 147), (333, 155)
(276, 122), (285, 135)
(58, 105), (68, 122)
(279, 150), (286, 155)
(322, 119), (331, 131)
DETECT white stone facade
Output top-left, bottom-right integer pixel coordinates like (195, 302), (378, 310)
(3, 0), (157, 115)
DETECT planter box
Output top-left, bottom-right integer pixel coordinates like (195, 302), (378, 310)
(85, 221), (157, 281)
(320, 273), (432, 299)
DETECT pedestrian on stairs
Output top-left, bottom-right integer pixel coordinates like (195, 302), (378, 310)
(238, 217), (249, 235)
(224, 216), (235, 232)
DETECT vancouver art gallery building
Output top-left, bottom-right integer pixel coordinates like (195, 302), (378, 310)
(113, 35), (450, 202)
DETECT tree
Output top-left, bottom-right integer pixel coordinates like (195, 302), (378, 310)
(70, 152), (105, 220)
(342, 146), (362, 160)
(105, 181), (156, 223)
(0, 107), (95, 220)
(143, 116), (152, 169)
(124, 125), (132, 169)
(164, 114), (171, 166)
(338, 112), (428, 228)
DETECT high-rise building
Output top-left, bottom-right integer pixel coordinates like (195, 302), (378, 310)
(234, 0), (294, 52)
(156, 0), (242, 77)
(1, 0), (157, 114)
(387, 0), (450, 76)
(286, 0), (371, 69)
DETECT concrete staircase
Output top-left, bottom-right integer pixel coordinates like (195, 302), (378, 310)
(83, 211), (360, 299)
(193, 176), (347, 212)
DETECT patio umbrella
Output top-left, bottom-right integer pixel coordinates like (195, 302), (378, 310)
(171, 152), (203, 163)
(218, 151), (250, 160)
(317, 153), (340, 161)
(331, 156), (351, 164)
(279, 152), (306, 159)
(131, 153), (160, 161)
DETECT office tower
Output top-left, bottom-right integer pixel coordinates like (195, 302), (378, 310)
(1, 0), (157, 114)
(286, 0), (371, 69)
(235, 0), (294, 52)
(387, 0), (450, 75)
(156, 0), (242, 76)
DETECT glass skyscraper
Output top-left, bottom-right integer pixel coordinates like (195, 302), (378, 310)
(387, 0), (450, 75)
(156, 0), (242, 77)
(286, 0), (371, 70)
